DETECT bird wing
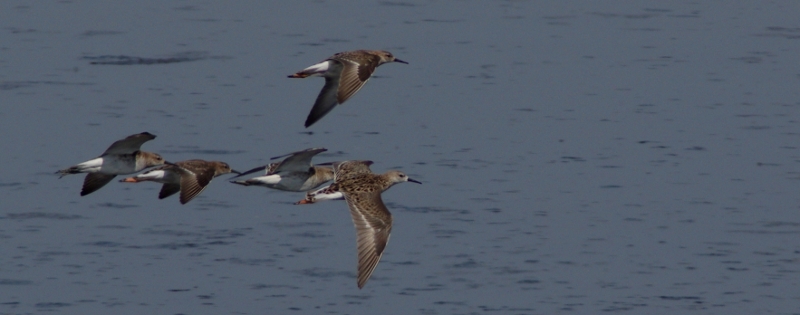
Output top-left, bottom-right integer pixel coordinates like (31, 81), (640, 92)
(101, 132), (156, 155)
(80, 173), (116, 196)
(335, 56), (377, 104)
(158, 183), (181, 199)
(272, 148), (327, 173)
(343, 191), (393, 289)
(332, 160), (374, 182)
(305, 61), (345, 127)
(170, 162), (216, 204)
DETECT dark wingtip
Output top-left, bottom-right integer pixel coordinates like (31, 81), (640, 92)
(304, 117), (316, 128)
(304, 113), (319, 127)
(136, 131), (157, 140)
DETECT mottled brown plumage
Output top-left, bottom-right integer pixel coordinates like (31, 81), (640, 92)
(120, 159), (238, 204)
(326, 160), (421, 288)
(288, 50), (408, 127)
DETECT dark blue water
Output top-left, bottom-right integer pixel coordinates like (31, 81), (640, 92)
(2, 1), (799, 314)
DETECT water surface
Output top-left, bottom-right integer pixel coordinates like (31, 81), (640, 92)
(1, 1), (799, 314)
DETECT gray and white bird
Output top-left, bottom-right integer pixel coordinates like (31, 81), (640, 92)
(230, 148), (333, 192)
(56, 132), (167, 196)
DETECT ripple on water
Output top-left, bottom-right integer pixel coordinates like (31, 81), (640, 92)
(34, 302), (72, 309)
(0, 181), (28, 190)
(429, 229), (467, 239)
(95, 225), (131, 229)
(263, 222), (329, 229)
(0, 279), (33, 285)
(83, 241), (124, 248)
(726, 221), (800, 234)
(189, 200), (239, 210)
(298, 268), (352, 281)
(141, 227), (251, 239)
(93, 203), (139, 209)
(81, 51), (222, 65)
(2, 212), (83, 220)
(448, 258), (480, 269)
(289, 231), (331, 239)
(250, 284), (299, 290)
(79, 30), (125, 37)
(223, 257), (277, 266)
(0, 81), (94, 91)
(131, 228), (251, 250)
(398, 284), (445, 296)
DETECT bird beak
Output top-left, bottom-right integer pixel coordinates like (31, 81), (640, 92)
(394, 58), (409, 64)
(408, 178), (422, 184)
(230, 170), (242, 176)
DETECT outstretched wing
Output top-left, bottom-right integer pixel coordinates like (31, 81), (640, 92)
(332, 160), (374, 182)
(342, 191), (393, 289)
(272, 148), (327, 173)
(80, 173), (116, 196)
(102, 132), (156, 155)
(171, 162), (216, 204)
(158, 183), (180, 199)
(334, 54), (378, 104)
(305, 61), (344, 128)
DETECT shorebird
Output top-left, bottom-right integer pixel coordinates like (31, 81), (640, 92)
(56, 132), (166, 196)
(230, 147), (333, 192)
(309, 160), (421, 288)
(119, 160), (238, 204)
(288, 50), (408, 127)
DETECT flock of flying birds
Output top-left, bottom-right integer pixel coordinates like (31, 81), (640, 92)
(55, 50), (417, 289)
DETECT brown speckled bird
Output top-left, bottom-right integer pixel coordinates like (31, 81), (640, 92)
(120, 159), (238, 204)
(288, 50), (408, 127)
(320, 160), (421, 288)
